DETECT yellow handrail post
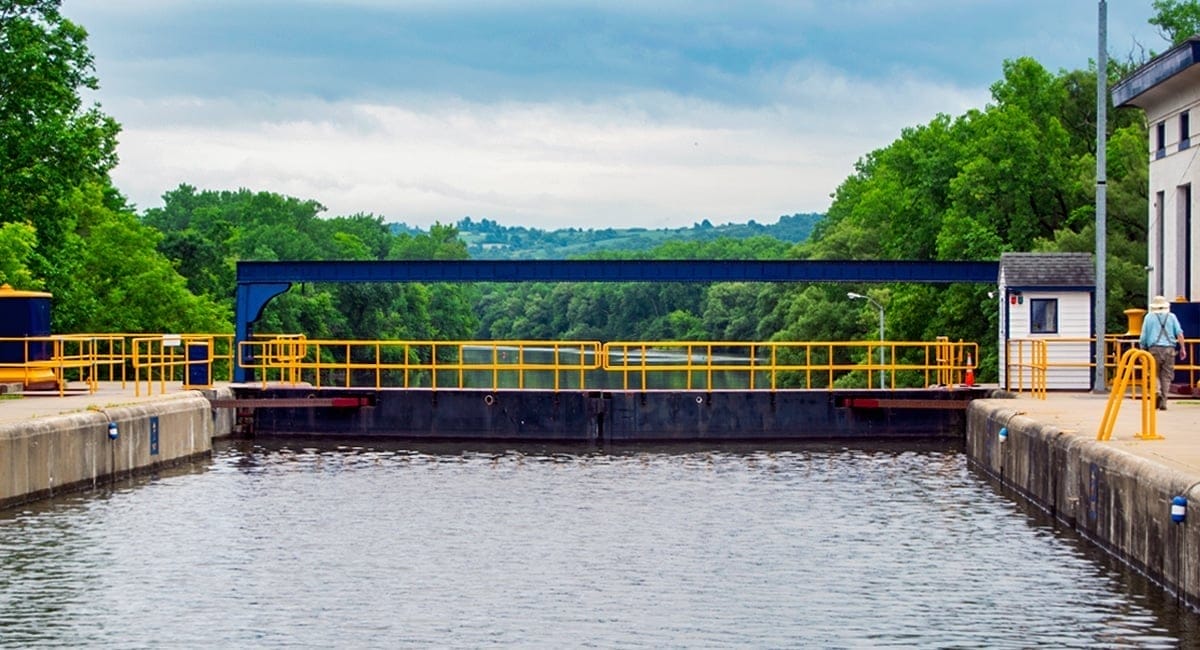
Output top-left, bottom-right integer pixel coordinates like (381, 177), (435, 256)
(749, 344), (756, 391)
(700, 345), (710, 393)
(1098, 348), (1161, 441)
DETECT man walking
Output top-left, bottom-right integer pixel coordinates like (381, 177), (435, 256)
(1139, 296), (1188, 410)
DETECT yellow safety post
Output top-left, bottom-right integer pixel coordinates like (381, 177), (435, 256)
(1098, 348), (1160, 441)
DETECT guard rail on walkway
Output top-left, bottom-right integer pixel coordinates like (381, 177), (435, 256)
(1005, 338), (1049, 399)
(236, 336), (980, 392)
(0, 334), (235, 396)
(238, 338), (604, 391)
(1098, 347), (1161, 441)
(131, 334), (236, 396)
(8, 333), (1198, 396)
(1006, 336), (1199, 399)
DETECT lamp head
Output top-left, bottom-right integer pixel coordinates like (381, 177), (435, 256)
(847, 292), (864, 300)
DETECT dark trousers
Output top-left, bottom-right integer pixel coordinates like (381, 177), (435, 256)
(1149, 345), (1176, 401)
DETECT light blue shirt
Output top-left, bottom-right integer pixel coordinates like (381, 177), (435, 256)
(1139, 311), (1185, 348)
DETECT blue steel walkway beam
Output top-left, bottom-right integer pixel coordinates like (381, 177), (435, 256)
(237, 259), (998, 284)
(233, 259), (998, 381)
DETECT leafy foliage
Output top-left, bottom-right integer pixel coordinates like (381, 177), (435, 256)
(0, 221), (39, 289)
(770, 55), (1151, 383)
(1150, 0), (1200, 45)
(475, 237), (792, 342)
(143, 185), (479, 340)
(453, 214), (821, 259)
(0, 0), (226, 332)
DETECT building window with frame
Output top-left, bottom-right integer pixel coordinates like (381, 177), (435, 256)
(1157, 121), (1167, 159)
(1030, 298), (1058, 334)
(1182, 111), (1191, 151)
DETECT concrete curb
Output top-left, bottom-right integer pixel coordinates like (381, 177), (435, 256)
(1, 394), (216, 510)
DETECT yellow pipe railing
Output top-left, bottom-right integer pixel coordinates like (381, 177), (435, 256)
(602, 340), (978, 391)
(234, 337), (980, 392)
(0, 335), (106, 395)
(1098, 348), (1161, 442)
(1005, 336), (1199, 399)
(238, 339), (605, 391)
(15, 332), (1198, 398)
(1005, 338), (1049, 399)
(131, 334), (235, 395)
(0, 332), (236, 395)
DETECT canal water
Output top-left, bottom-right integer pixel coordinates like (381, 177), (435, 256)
(2, 440), (1198, 648)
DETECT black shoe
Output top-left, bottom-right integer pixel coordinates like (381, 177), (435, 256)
(1155, 395), (1163, 410)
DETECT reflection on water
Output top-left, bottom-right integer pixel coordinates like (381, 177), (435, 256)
(1, 439), (1197, 648)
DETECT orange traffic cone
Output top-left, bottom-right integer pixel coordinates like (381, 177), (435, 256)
(965, 354), (975, 387)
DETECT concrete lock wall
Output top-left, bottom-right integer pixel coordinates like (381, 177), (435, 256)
(0, 389), (233, 511)
(967, 400), (1200, 608)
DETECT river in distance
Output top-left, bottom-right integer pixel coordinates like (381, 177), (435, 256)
(2, 438), (1199, 648)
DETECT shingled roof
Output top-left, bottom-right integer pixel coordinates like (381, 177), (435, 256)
(999, 252), (1094, 288)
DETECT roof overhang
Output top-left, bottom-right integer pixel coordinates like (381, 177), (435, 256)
(1113, 37), (1200, 109)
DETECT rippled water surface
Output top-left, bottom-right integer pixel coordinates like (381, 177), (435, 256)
(2, 440), (1198, 648)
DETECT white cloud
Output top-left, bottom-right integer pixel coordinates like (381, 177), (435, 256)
(67, 0), (1153, 229)
(110, 64), (984, 228)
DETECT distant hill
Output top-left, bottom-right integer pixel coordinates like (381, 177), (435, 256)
(387, 213), (823, 259)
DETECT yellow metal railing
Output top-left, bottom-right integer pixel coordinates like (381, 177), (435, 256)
(131, 334), (235, 396)
(0, 336), (100, 395)
(0, 332), (236, 396)
(1005, 338), (1049, 399)
(237, 337), (979, 392)
(1098, 347), (1161, 442)
(1108, 335), (1199, 391)
(1006, 336), (1199, 399)
(3, 333), (988, 394)
(238, 338), (605, 391)
(602, 339), (978, 391)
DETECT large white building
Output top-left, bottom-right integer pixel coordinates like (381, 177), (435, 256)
(1113, 36), (1200, 301)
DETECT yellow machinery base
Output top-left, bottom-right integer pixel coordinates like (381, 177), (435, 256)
(0, 367), (59, 390)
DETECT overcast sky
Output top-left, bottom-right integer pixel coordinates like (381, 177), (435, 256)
(61, 1), (1165, 230)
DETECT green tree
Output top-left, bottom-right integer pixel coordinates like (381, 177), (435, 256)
(0, 221), (39, 289)
(1150, 0), (1200, 45)
(0, 0), (120, 302)
(146, 185), (479, 341)
(0, 3), (229, 333)
(63, 183), (231, 332)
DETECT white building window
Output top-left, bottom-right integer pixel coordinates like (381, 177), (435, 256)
(1182, 111), (1191, 151)
(1156, 190), (1165, 294)
(1030, 298), (1058, 334)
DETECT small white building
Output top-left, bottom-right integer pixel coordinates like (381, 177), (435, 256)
(998, 252), (1095, 391)
(1112, 36), (1200, 301)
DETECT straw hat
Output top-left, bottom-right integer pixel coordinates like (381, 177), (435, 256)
(1149, 295), (1170, 313)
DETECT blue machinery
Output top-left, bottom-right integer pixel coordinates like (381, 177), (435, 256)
(234, 259), (1000, 382)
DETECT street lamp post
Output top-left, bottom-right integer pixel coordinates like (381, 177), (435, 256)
(848, 292), (886, 389)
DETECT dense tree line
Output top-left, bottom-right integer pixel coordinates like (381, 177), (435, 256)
(769, 55), (1153, 380)
(455, 213), (822, 260)
(142, 186), (478, 341)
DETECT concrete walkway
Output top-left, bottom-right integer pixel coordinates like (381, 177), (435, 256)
(974, 392), (1200, 477)
(0, 382), (214, 424)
